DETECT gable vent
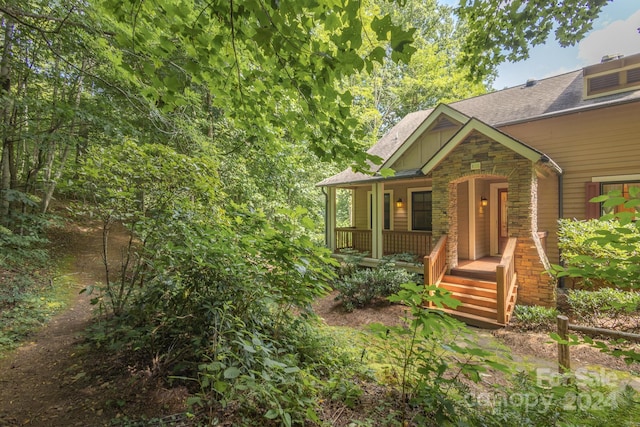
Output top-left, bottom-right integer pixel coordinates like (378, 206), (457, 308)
(431, 117), (458, 131)
(589, 73), (620, 93)
(583, 52), (640, 99)
(627, 68), (640, 84)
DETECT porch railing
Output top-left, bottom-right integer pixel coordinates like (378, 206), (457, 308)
(424, 235), (447, 285)
(424, 235), (447, 308)
(496, 237), (518, 324)
(335, 228), (372, 254)
(382, 230), (432, 259)
(335, 228), (432, 259)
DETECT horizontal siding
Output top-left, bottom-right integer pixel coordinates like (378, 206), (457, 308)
(475, 180), (490, 258)
(502, 103), (640, 220)
(354, 187), (368, 229)
(457, 181), (469, 259)
(537, 174), (559, 264)
(350, 179), (433, 231)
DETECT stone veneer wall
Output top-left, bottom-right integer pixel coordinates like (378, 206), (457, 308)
(431, 133), (556, 307)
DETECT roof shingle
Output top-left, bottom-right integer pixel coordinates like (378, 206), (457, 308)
(320, 62), (640, 187)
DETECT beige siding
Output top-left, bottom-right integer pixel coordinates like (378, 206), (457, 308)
(353, 186), (369, 229)
(457, 181), (470, 259)
(537, 174), (560, 264)
(502, 103), (640, 221)
(475, 180), (491, 257)
(392, 127), (459, 170)
(382, 178), (433, 231)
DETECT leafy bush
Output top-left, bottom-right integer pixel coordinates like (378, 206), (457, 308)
(549, 187), (640, 365)
(0, 190), (53, 268)
(566, 288), (640, 331)
(84, 204), (341, 426)
(512, 305), (559, 331)
(555, 218), (640, 289)
(370, 282), (510, 425)
(333, 259), (418, 312)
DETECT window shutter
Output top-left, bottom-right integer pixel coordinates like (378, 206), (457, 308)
(585, 182), (600, 219)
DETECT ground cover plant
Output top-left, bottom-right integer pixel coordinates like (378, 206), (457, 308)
(566, 287), (640, 332)
(333, 252), (419, 312)
(0, 204), (75, 354)
(511, 304), (559, 332)
(323, 282), (640, 426)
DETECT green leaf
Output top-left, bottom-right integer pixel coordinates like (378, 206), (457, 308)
(264, 409), (279, 419)
(379, 168), (396, 178)
(223, 366), (241, 379)
(371, 15), (392, 41)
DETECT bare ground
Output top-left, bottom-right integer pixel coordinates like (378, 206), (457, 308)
(0, 221), (638, 426)
(0, 221), (186, 426)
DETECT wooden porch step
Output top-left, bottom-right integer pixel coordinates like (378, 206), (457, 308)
(438, 282), (497, 299)
(449, 268), (496, 282)
(445, 291), (497, 309)
(444, 300), (497, 319)
(442, 275), (496, 289)
(433, 308), (504, 329)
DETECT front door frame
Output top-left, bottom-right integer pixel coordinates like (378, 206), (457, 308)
(490, 182), (508, 256)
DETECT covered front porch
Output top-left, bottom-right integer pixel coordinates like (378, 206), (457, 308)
(335, 228), (432, 259)
(324, 175), (436, 266)
(320, 110), (561, 327)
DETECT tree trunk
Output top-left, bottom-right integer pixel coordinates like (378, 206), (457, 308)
(42, 61), (86, 213)
(0, 17), (15, 225)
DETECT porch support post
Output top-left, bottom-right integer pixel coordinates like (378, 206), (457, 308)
(326, 186), (337, 251)
(371, 182), (384, 259)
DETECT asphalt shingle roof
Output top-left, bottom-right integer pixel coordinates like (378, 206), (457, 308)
(319, 65), (640, 187)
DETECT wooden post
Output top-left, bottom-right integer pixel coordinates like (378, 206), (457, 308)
(496, 265), (506, 324)
(424, 255), (433, 308)
(371, 182), (384, 259)
(557, 315), (570, 373)
(326, 187), (337, 252)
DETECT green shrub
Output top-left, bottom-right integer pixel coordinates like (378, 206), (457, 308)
(370, 282), (510, 425)
(333, 260), (418, 312)
(566, 288), (640, 331)
(512, 305), (559, 331)
(555, 218), (640, 289)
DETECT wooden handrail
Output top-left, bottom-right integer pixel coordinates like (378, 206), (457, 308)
(496, 237), (517, 324)
(424, 235), (447, 308)
(425, 235), (447, 285)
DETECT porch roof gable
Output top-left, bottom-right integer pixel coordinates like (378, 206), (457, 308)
(420, 117), (562, 175)
(316, 109), (433, 187)
(379, 104), (469, 171)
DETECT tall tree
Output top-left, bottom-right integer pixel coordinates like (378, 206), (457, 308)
(347, 0), (491, 138)
(457, 0), (611, 79)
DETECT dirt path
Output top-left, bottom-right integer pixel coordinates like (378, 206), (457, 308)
(1, 221), (638, 426)
(0, 221), (124, 427)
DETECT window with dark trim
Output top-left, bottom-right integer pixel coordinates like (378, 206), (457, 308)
(585, 181), (640, 219)
(369, 193), (391, 230)
(383, 193), (390, 230)
(411, 191), (432, 231)
(601, 181), (640, 215)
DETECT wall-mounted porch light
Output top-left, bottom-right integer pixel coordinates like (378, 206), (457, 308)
(396, 198), (404, 208)
(480, 196), (488, 207)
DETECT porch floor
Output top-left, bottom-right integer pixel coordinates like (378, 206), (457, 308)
(455, 256), (501, 273)
(451, 256), (501, 282)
